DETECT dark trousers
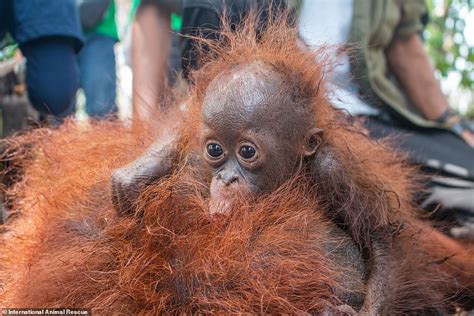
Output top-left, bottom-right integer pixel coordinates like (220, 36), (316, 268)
(20, 37), (79, 118)
(1, 0), (82, 118)
(364, 115), (474, 179)
(78, 34), (117, 118)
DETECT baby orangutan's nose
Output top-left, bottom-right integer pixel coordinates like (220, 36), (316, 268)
(218, 173), (240, 186)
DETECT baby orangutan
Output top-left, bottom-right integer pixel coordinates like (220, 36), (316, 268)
(113, 62), (321, 216)
(111, 21), (474, 315)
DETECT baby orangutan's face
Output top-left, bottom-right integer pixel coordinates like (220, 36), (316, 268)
(200, 62), (322, 215)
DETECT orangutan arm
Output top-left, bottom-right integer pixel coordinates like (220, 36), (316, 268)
(110, 131), (179, 215)
(409, 221), (474, 293)
(311, 145), (474, 314)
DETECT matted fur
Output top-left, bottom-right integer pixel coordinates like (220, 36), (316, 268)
(1, 12), (472, 314)
(0, 121), (348, 314)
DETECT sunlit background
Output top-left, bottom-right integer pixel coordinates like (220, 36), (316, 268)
(69, 0), (474, 121)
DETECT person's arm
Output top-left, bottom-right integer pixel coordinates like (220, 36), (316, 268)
(387, 33), (474, 146)
(387, 33), (447, 121)
(131, 2), (172, 123)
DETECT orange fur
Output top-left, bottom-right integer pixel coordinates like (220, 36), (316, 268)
(1, 121), (346, 313)
(1, 12), (473, 314)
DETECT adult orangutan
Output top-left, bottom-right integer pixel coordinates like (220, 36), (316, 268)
(0, 15), (473, 314)
(111, 16), (474, 313)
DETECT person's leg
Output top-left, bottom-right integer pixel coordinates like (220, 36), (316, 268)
(364, 115), (474, 240)
(78, 34), (117, 118)
(180, 8), (221, 79)
(364, 116), (474, 178)
(20, 36), (79, 119)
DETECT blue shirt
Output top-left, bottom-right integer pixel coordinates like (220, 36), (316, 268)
(0, 0), (83, 51)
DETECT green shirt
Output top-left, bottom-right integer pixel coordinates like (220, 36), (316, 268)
(88, 0), (119, 40)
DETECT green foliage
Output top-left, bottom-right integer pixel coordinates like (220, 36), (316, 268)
(0, 34), (17, 62)
(425, 0), (474, 118)
(466, 103), (474, 118)
(425, 0), (473, 89)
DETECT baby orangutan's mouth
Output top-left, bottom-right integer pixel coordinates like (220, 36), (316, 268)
(208, 180), (252, 216)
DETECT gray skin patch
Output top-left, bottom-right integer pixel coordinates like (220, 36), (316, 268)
(200, 61), (315, 195)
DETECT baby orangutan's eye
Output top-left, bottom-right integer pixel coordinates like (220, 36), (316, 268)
(239, 145), (256, 159)
(207, 143), (224, 158)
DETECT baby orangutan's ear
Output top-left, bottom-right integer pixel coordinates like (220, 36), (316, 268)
(302, 128), (323, 157)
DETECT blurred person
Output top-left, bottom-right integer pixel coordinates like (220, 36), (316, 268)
(298, 0), (474, 239)
(0, 0), (83, 120)
(299, 0), (474, 146)
(78, 0), (119, 118)
(131, 0), (287, 122)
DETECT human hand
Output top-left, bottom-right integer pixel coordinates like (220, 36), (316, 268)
(436, 109), (474, 147)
